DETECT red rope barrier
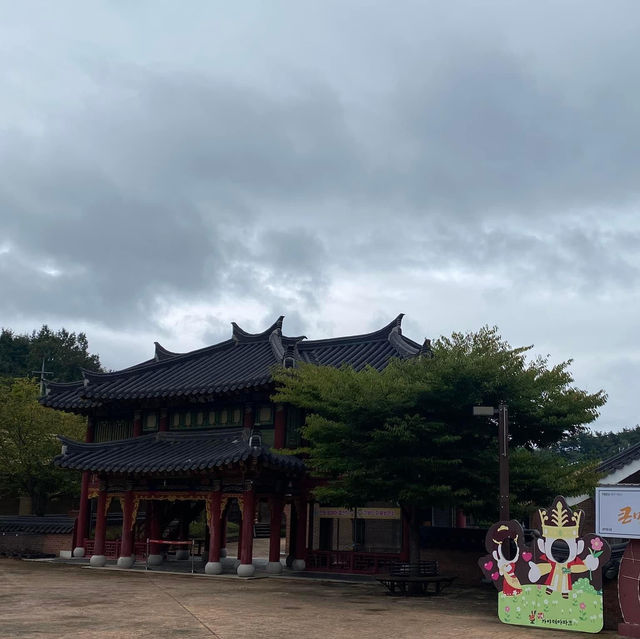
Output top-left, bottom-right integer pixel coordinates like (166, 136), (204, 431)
(147, 539), (193, 546)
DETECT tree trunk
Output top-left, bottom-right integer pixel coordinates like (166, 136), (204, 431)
(401, 504), (422, 564)
(31, 490), (47, 516)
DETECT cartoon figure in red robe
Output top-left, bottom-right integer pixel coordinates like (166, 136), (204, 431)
(527, 498), (599, 599)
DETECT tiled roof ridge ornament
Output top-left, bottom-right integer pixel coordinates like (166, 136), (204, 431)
(283, 343), (297, 368)
(419, 338), (434, 358)
(387, 314), (421, 357)
(267, 317), (305, 366)
(154, 342), (179, 361)
(231, 316), (285, 344)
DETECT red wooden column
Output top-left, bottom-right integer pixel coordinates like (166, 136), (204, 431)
(117, 490), (135, 568)
(133, 410), (143, 437)
(267, 495), (284, 574)
(158, 409), (169, 432)
(90, 482), (108, 566)
(455, 508), (467, 528)
(236, 511), (243, 560)
(293, 498), (307, 571)
(205, 488), (223, 574)
(147, 500), (163, 565)
(237, 482), (256, 577)
(220, 509), (228, 558)
(243, 403), (253, 429)
(73, 416), (94, 557)
(274, 405), (286, 449)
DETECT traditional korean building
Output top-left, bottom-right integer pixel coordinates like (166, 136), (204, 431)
(43, 315), (428, 576)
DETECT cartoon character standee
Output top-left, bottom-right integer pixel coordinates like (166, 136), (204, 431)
(527, 498), (598, 599)
(479, 520), (527, 596)
(479, 496), (610, 632)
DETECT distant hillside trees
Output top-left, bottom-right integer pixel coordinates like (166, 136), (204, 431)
(0, 378), (85, 515)
(0, 325), (103, 383)
(0, 326), (102, 514)
(554, 426), (640, 464)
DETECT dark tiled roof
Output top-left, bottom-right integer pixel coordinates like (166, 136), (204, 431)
(597, 442), (640, 475)
(43, 381), (97, 410)
(54, 428), (306, 475)
(298, 316), (421, 369)
(42, 315), (424, 410)
(0, 515), (74, 535)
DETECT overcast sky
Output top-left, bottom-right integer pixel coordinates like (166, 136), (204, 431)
(2, 1), (639, 431)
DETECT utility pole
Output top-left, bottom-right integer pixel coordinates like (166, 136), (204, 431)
(497, 402), (509, 521)
(32, 357), (53, 397)
(473, 403), (510, 521)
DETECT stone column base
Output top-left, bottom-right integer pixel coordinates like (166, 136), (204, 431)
(205, 561), (223, 575)
(266, 561), (283, 574)
(147, 554), (163, 566)
(72, 547), (86, 558)
(117, 556), (135, 568)
(175, 549), (190, 560)
(292, 559), (306, 571)
(89, 554), (106, 567)
(237, 563), (256, 577)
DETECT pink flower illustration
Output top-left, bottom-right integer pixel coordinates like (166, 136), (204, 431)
(579, 603), (586, 610)
(591, 537), (603, 551)
(505, 606), (511, 613)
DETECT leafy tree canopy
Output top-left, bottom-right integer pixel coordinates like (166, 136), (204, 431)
(0, 378), (85, 515)
(273, 326), (606, 557)
(553, 426), (640, 464)
(0, 325), (102, 383)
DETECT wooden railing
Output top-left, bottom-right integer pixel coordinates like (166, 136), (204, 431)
(306, 550), (398, 574)
(83, 539), (147, 559)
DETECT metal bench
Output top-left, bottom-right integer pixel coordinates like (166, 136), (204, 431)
(376, 560), (455, 595)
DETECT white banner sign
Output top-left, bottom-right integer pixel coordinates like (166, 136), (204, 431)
(596, 485), (640, 539)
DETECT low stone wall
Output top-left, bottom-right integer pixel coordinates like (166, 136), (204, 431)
(0, 533), (71, 557)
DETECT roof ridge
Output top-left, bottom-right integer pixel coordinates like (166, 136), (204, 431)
(298, 314), (407, 348)
(597, 440), (640, 472)
(79, 337), (238, 384)
(45, 380), (85, 390)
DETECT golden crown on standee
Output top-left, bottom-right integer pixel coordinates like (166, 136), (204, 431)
(539, 500), (581, 540)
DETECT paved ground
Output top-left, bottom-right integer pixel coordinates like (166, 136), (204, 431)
(0, 558), (620, 639)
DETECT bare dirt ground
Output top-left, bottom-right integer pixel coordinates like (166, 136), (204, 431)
(0, 558), (619, 639)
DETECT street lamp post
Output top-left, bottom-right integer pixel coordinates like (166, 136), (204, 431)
(473, 403), (510, 521)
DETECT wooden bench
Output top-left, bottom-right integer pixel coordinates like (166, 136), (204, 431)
(376, 561), (455, 595)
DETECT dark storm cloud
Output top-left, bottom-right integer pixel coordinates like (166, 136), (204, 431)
(3, 11), (640, 328)
(0, 70), (357, 325)
(374, 41), (640, 218)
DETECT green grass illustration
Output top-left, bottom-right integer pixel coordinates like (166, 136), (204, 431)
(497, 580), (603, 633)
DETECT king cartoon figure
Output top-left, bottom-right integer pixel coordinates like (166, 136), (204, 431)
(528, 497), (599, 599)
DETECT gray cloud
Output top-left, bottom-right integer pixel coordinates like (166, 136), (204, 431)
(1, 1), (640, 429)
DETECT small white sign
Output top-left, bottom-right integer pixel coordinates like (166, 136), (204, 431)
(596, 485), (640, 539)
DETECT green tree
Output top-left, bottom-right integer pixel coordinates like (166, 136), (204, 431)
(0, 325), (102, 384)
(553, 426), (640, 463)
(273, 326), (606, 561)
(0, 378), (85, 515)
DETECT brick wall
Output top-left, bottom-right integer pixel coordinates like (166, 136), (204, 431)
(0, 533), (72, 556)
